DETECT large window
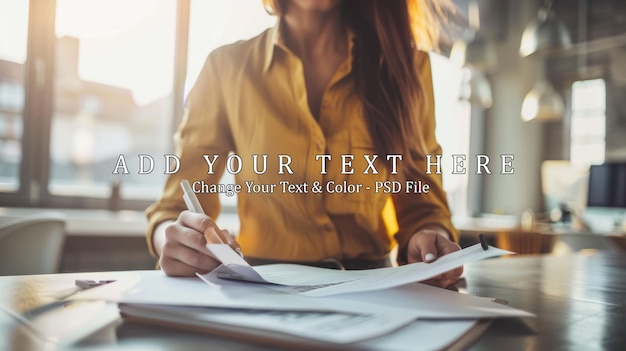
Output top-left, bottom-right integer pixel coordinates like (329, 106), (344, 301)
(0, 0), (277, 209)
(50, 0), (177, 200)
(0, 0), (29, 192)
(570, 79), (606, 166)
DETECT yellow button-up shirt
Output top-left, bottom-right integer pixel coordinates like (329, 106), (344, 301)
(146, 23), (457, 264)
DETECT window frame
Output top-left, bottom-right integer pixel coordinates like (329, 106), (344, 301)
(0, 0), (191, 211)
(569, 78), (607, 167)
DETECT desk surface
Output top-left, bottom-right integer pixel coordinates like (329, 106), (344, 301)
(463, 252), (626, 351)
(1, 252), (625, 351)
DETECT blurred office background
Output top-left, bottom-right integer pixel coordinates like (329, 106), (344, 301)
(0, 0), (624, 274)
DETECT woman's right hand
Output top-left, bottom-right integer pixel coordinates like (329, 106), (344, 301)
(157, 211), (238, 277)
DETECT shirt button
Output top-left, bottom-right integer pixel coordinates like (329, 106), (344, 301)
(324, 223), (334, 232)
(316, 140), (324, 150)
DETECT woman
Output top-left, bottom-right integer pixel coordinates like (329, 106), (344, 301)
(146, 0), (462, 287)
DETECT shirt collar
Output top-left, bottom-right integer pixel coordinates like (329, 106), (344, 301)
(263, 18), (356, 74)
(263, 18), (286, 73)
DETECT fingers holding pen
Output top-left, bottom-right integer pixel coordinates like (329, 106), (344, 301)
(178, 210), (243, 255)
(179, 211), (215, 239)
(160, 242), (220, 276)
(160, 217), (221, 276)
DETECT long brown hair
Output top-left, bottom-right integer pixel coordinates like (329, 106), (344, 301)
(262, 0), (450, 175)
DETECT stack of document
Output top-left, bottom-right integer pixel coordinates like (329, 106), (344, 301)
(74, 244), (534, 351)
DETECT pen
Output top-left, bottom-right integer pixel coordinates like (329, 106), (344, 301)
(180, 179), (244, 258)
(479, 233), (489, 251)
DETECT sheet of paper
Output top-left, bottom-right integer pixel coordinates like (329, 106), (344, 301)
(120, 303), (415, 344)
(70, 271), (532, 319)
(121, 302), (483, 350)
(338, 281), (534, 319)
(72, 271), (532, 319)
(295, 244), (512, 297)
(200, 270), (533, 319)
(207, 243), (514, 297)
(206, 244), (265, 282)
(73, 270), (417, 318)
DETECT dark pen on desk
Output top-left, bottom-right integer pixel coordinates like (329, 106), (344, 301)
(180, 179), (244, 258)
(479, 233), (489, 250)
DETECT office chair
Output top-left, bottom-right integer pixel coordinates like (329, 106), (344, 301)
(0, 213), (66, 275)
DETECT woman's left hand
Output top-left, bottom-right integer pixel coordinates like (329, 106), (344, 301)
(406, 226), (463, 288)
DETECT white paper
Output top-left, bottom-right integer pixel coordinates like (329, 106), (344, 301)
(207, 243), (514, 297)
(121, 302), (483, 350)
(120, 303), (416, 344)
(72, 271), (532, 319)
(206, 244), (265, 282)
(339, 282), (534, 319)
(74, 270), (417, 318)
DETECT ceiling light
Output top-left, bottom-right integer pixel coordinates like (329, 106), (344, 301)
(519, 1), (572, 57)
(521, 80), (564, 122)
